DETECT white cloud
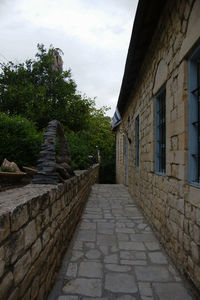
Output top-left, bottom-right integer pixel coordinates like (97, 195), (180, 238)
(0, 0), (138, 116)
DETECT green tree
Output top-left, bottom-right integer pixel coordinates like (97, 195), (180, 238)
(67, 105), (116, 182)
(0, 113), (42, 167)
(0, 44), (93, 130)
(0, 44), (115, 182)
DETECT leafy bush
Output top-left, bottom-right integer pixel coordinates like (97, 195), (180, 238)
(66, 130), (94, 170)
(0, 113), (43, 167)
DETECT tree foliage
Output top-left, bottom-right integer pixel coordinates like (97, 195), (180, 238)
(0, 44), (93, 131)
(0, 113), (42, 167)
(0, 44), (115, 182)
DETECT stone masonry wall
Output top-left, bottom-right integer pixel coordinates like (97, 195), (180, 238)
(116, 0), (200, 292)
(0, 164), (99, 300)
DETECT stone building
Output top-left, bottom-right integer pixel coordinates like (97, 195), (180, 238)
(114, 0), (200, 292)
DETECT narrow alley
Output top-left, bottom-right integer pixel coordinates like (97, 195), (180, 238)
(48, 184), (195, 300)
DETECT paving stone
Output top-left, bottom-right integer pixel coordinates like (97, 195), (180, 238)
(83, 214), (102, 219)
(117, 233), (129, 241)
(104, 254), (118, 264)
(120, 251), (146, 260)
(153, 283), (193, 300)
(119, 241), (146, 251)
(85, 242), (95, 249)
(138, 282), (153, 296)
(73, 241), (83, 250)
(135, 266), (171, 281)
(80, 222), (96, 230)
(70, 250), (84, 262)
(137, 223), (148, 230)
(99, 245), (109, 255)
(105, 263), (131, 272)
(83, 298), (108, 300)
(116, 228), (136, 234)
(144, 242), (161, 251)
(126, 223), (135, 228)
(76, 230), (96, 242)
(116, 222), (126, 228)
(114, 296), (136, 300)
(105, 273), (138, 293)
(168, 264), (182, 281)
(120, 259), (147, 266)
(111, 245), (119, 252)
(148, 252), (168, 264)
(58, 296), (78, 300)
(85, 249), (101, 259)
(48, 184), (195, 300)
(79, 262), (102, 278)
(98, 229), (114, 234)
(62, 278), (102, 297)
(130, 233), (156, 242)
(66, 263), (77, 278)
(97, 234), (116, 246)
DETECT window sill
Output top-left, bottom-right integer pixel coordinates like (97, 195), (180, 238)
(155, 171), (166, 177)
(187, 181), (200, 189)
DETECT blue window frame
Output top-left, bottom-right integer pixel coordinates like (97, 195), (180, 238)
(188, 45), (200, 186)
(135, 116), (139, 167)
(155, 87), (166, 174)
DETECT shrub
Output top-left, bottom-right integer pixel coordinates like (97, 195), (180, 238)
(0, 113), (43, 168)
(66, 130), (92, 170)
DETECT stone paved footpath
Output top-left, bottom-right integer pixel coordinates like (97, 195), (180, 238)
(48, 184), (195, 300)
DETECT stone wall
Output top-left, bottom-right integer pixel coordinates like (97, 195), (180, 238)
(0, 164), (99, 300)
(116, 0), (200, 292)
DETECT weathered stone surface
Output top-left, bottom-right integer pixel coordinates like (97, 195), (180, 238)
(119, 241), (146, 251)
(48, 184), (196, 300)
(97, 234), (116, 246)
(71, 250), (84, 262)
(79, 262), (102, 278)
(13, 251), (32, 285)
(0, 212), (10, 242)
(32, 120), (74, 184)
(76, 230), (96, 242)
(153, 283), (193, 300)
(62, 278), (102, 297)
(0, 165), (99, 300)
(114, 296), (136, 300)
(85, 249), (101, 259)
(105, 263), (131, 272)
(104, 253), (118, 264)
(120, 251), (146, 260)
(148, 252), (168, 264)
(138, 282), (153, 296)
(24, 219), (37, 249)
(0, 272), (13, 300)
(11, 204), (29, 232)
(105, 273), (138, 293)
(135, 266), (171, 281)
(58, 296), (78, 300)
(66, 263), (77, 278)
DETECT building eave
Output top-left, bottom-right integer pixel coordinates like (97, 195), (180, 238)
(117, 0), (166, 117)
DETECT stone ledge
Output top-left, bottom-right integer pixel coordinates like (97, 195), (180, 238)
(0, 164), (99, 300)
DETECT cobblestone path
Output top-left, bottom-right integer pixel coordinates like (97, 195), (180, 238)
(48, 184), (195, 300)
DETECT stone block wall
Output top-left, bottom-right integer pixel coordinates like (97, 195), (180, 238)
(116, 0), (200, 292)
(0, 164), (99, 300)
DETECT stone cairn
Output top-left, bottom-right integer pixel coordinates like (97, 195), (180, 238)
(32, 120), (74, 184)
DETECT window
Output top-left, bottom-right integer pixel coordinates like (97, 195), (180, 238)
(135, 116), (139, 167)
(155, 87), (166, 174)
(188, 45), (200, 186)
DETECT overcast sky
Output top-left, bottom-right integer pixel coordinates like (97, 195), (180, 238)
(0, 0), (138, 116)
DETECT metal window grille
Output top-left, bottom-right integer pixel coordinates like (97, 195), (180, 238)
(136, 116), (139, 167)
(156, 89), (166, 173)
(191, 62), (200, 182)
